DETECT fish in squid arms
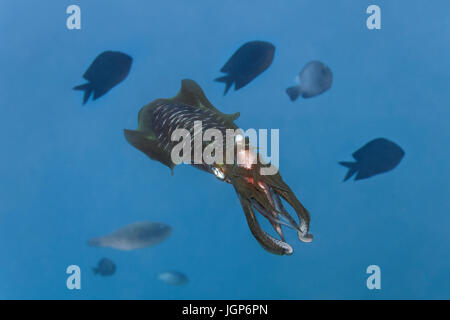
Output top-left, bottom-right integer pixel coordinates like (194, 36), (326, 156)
(124, 79), (313, 255)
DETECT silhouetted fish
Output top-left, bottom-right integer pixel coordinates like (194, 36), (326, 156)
(286, 61), (332, 101)
(157, 271), (189, 285)
(215, 41), (275, 95)
(339, 138), (405, 181)
(93, 258), (116, 276)
(74, 51), (132, 104)
(88, 221), (172, 251)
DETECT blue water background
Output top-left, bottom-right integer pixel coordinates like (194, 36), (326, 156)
(1, 1), (449, 299)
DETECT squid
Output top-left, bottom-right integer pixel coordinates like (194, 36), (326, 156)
(124, 79), (313, 255)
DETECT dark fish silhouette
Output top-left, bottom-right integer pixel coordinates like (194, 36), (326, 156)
(215, 41), (275, 95)
(157, 271), (189, 285)
(93, 258), (116, 276)
(74, 51), (132, 104)
(339, 138), (405, 181)
(286, 61), (332, 101)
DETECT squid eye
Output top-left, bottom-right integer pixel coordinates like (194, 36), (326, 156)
(212, 167), (225, 180)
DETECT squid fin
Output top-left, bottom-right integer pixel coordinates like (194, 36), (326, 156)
(171, 79), (240, 127)
(124, 129), (175, 172)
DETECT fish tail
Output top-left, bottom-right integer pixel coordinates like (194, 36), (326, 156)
(73, 83), (93, 105)
(87, 237), (103, 247)
(339, 161), (358, 182)
(92, 267), (99, 274)
(214, 75), (233, 95)
(286, 86), (301, 101)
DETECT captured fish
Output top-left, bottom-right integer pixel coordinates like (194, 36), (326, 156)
(93, 258), (116, 276)
(74, 50), (132, 104)
(215, 41), (275, 95)
(339, 138), (405, 181)
(157, 271), (189, 285)
(286, 61), (332, 101)
(88, 221), (172, 251)
(124, 79), (313, 256)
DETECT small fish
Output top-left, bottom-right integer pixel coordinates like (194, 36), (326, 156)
(88, 221), (172, 251)
(286, 61), (333, 101)
(339, 138), (405, 181)
(215, 41), (275, 95)
(74, 50), (132, 104)
(157, 271), (189, 285)
(93, 258), (116, 276)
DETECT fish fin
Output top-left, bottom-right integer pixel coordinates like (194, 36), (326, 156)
(215, 75), (234, 95)
(171, 79), (239, 125)
(286, 86), (301, 101)
(124, 129), (175, 172)
(339, 161), (358, 182)
(234, 76), (253, 91)
(87, 237), (103, 247)
(354, 173), (365, 181)
(92, 87), (109, 101)
(73, 83), (93, 105)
